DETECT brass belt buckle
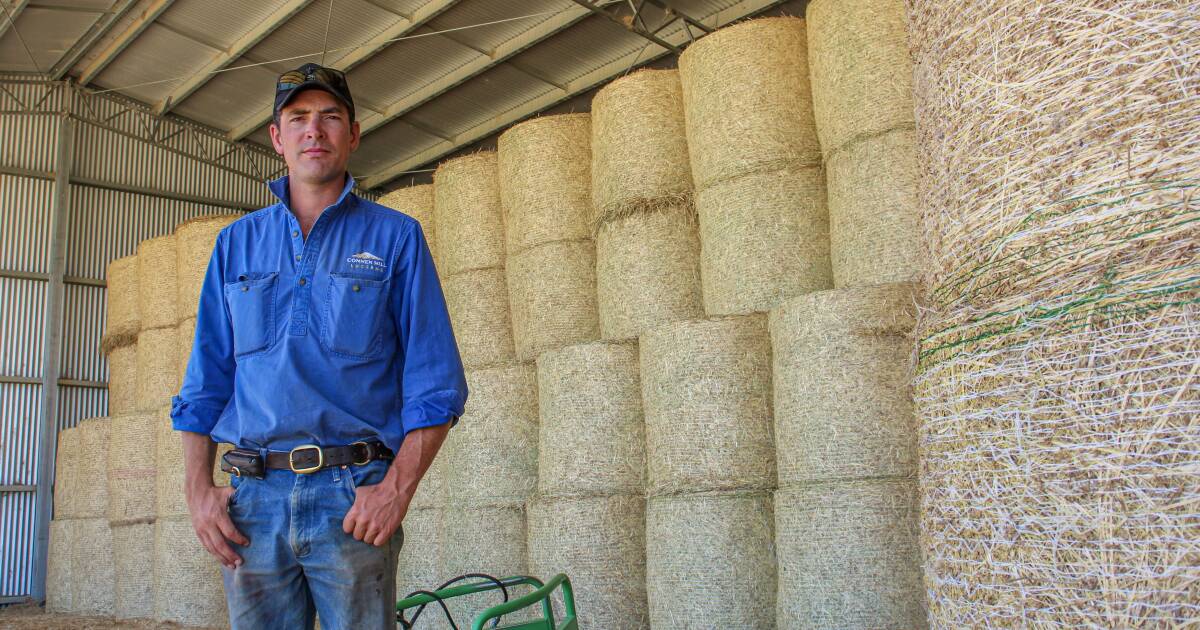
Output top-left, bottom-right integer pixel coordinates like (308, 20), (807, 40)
(350, 441), (372, 466)
(289, 444), (323, 474)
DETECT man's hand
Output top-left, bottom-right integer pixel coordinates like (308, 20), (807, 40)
(187, 484), (249, 570)
(343, 480), (408, 547)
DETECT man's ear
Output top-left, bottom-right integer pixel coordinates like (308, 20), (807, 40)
(349, 119), (361, 152)
(268, 122), (285, 155)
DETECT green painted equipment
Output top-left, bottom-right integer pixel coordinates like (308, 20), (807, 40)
(396, 573), (577, 630)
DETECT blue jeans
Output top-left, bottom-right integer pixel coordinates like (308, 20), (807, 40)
(222, 459), (403, 630)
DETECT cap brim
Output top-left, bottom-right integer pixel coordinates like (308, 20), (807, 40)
(275, 81), (354, 119)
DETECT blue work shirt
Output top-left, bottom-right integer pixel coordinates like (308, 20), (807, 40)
(170, 173), (467, 455)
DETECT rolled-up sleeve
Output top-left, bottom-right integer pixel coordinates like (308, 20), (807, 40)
(391, 220), (468, 437)
(170, 230), (235, 435)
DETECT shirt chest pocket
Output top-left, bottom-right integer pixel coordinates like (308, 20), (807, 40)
(322, 273), (387, 358)
(223, 272), (278, 358)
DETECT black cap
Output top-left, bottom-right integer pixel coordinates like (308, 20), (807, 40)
(273, 63), (355, 122)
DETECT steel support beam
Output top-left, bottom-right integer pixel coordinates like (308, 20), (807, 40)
(31, 114), (73, 604)
(1, 485), (37, 493)
(0, 0), (29, 41)
(362, 0), (786, 189)
(76, 0), (177, 86)
(225, 0), (463, 142)
(155, 0), (314, 116)
(569, 0), (679, 53)
(50, 0), (139, 80)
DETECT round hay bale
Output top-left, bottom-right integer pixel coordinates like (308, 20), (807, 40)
(536, 341), (644, 497)
(768, 283), (919, 486)
(679, 17), (821, 190)
(641, 315), (775, 495)
(528, 494), (648, 629)
(156, 406), (231, 518)
(441, 504), (529, 624)
(107, 340), (138, 416)
(70, 516), (115, 616)
(444, 364), (538, 507)
(378, 184), (437, 264)
(177, 316), (195, 382)
(74, 418), (110, 519)
(409, 439), (447, 511)
(46, 519), (73, 613)
(826, 128), (920, 288)
(646, 491), (776, 628)
(596, 206), (704, 341)
(433, 152), (504, 277)
(395, 507), (443, 602)
(53, 427), (80, 519)
(153, 515), (228, 626)
(112, 520), (155, 620)
(136, 326), (178, 412)
(498, 113), (592, 254)
(136, 234), (177, 331)
(174, 214), (239, 323)
(107, 412), (159, 523)
(443, 268), (516, 370)
(506, 239), (599, 362)
(591, 69), (692, 225)
(697, 165), (832, 316)
(103, 254), (139, 353)
(806, 0), (914, 157)
(775, 479), (923, 630)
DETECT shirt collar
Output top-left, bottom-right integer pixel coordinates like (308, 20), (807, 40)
(268, 172), (358, 217)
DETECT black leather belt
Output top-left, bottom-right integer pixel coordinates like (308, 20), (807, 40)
(266, 442), (394, 473)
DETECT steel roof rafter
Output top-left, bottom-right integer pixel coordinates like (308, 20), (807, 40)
(76, 0), (177, 86)
(0, 0), (30, 40)
(50, 0), (140, 80)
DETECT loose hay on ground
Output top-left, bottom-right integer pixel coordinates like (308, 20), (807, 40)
(174, 214), (239, 323)
(136, 327), (177, 412)
(136, 235), (176, 331)
(432, 152), (505, 276)
(498, 113), (592, 254)
(443, 268), (516, 370)
(506, 239), (599, 362)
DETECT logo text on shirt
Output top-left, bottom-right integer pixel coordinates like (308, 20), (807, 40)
(346, 251), (387, 272)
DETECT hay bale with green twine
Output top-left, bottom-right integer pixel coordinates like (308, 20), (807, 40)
(176, 316), (195, 382)
(441, 504), (529, 624)
(443, 268), (516, 370)
(53, 426), (80, 519)
(433, 151), (504, 277)
(679, 17), (821, 190)
(528, 494), (648, 629)
(536, 341), (644, 497)
(498, 113), (592, 255)
(136, 234), (177, 331)
(103, 254), (139, 353)
(174, 214), (239, 323)
(156, 406), (231, 518)
(806, 0), (914, 157)
(697, 165), (832, 316)
(378, 184), (437, 264)
(107, 412), (158, 523)
(775, 479), (924, 630)
(70, 516), (115, 616)
(75, 418), (110, 519)
(768, 282), (919, 486)
(596, 206), (704, 341)
(107, 340), (138, 416)
(641, 315), (775, 495)
(136, 326), (178, 412)
(112, 521), (155, 620)
(507, 239), (599, 362)
(153, 515), (228, 626)
(591, 69), (691, 226)
(444, 364), (538, 507)
(646, 491), (776, 628)
(46, 519), (73, 613)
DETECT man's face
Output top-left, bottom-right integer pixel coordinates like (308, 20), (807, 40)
(269, 88), (360, 186)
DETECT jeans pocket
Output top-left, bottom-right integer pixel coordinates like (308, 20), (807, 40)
(223, 272), (278, 357)
(323, 273), (387, 357)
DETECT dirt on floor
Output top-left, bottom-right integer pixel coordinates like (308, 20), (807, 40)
(0, 603), (220, 630)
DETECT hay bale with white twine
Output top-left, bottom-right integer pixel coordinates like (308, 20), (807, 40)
(137, 234), (177, 331)
(507, 239), (599, 362)
(103, 254), (139, 353)
(536, 341), (644, 497)
(112, 521), (155, 620)
(433, 152), (504, 276)
(646, 491), (776, 628)
(378, 184), (437, 264)
(641, 315), (775, 495)
(443, 268), (516, 370)
(154, 515), (228, 626)
(806, 0), (914, 157)
(71, 516), (115, 616)
(591, 69), (691, 226)
(596, 206), (704, 341)
(156, 406), (231, 518)
(444, 364), (538, 507)
(107, 412), (158, 523)
(776, 479), (924, 630)
(46, 519), (73, 613)
(528, 494), (648, 629)
(498, 113), (592, 254)
(768, 283), (919, 486)
(697, 165), (832, 316)
(53, 427), (80, 519)
(441, 504), (529, 625)
(174, 214), (239, 323)
(136, 326), (178, 412)
(679, 17), (821, 190)
(75, 418), (110, 519)
(826, 128), (920, 287)
(396, 507), (443, 603)
(107, 340), (138, 416)
(177, 316), (195, 382)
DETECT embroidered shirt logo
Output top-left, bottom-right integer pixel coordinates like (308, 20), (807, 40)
(346, 251), (386, 272)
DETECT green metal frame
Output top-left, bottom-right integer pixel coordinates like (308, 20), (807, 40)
(396, 574), (578, 630)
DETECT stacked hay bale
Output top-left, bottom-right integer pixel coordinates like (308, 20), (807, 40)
(640, 315), (777, 627)
(499, 114), (600, 361)
(175, 214), (240, 379)
(908, 2), (1200, 626)
(107, 411), (159, 620)
(590, 70), (703, 340)
(679, 17), (832, 316)
(377, 184), (438, 269)
(46, 427), (80, 613)
(769, 283), (925, 628)
(135, 235), (178, 413)
(103, 255), (139, 415)
(807, 0), (919, 287)
(529, 341), (648, 627)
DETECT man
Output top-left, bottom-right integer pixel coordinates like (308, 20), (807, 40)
(170, 63), (467, 629)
